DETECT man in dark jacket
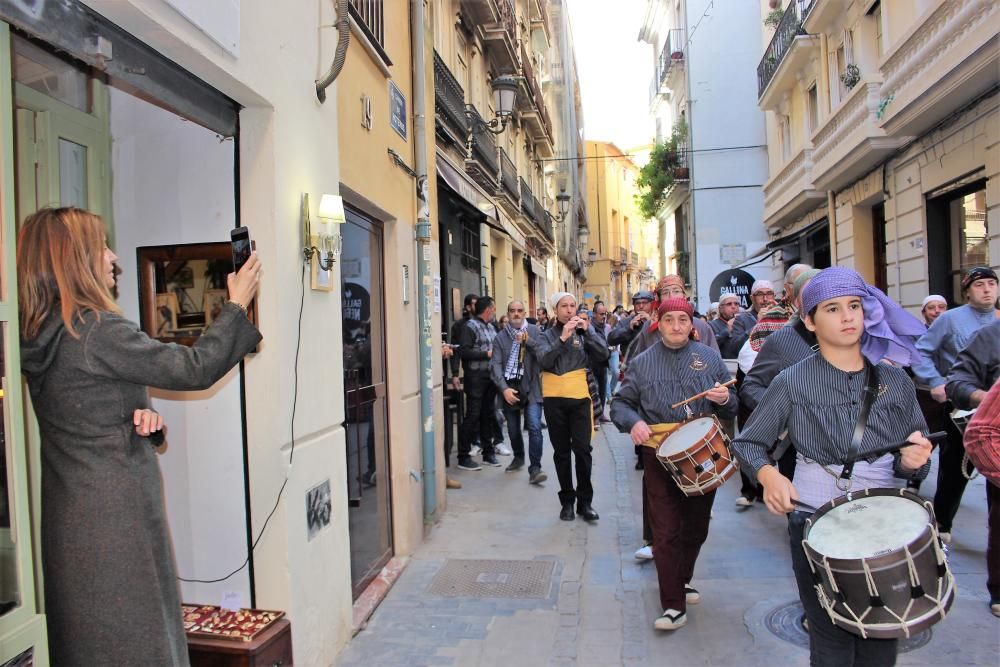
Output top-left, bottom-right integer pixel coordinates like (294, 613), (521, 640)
(590, 301), (611, 421)
(456, 296), (500, 470)
(449, 294), (477, 389)
(947, 319), (1000, 410)
(528, 292), (609, 522)
(491, 300), (548, 483)
(608, 290), (656, 349)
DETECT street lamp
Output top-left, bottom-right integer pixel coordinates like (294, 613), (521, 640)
(465, 74), (519, 134)
(554, 190), (572, 222)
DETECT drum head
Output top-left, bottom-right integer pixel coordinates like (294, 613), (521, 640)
(807, 495), (930, 559)
(658, 418), (716, 456)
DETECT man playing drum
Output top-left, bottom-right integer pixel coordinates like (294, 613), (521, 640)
(610, 298), (736, 631)
(731, 267), (934, 666)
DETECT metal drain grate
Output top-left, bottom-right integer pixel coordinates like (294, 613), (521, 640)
(763, 600), (932, 653)
(426, 559), (555, 598)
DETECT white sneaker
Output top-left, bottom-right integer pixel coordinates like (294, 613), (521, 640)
(634, 545), (654, 560)
(685, 584), (701, 605)
(654, 609), (686, 631)
(991, 600), (1000, 618)
(495, 444), (513, 456)
(470, 445), (482, 457)
(734, 496), (753, 508)
(939, 531), (952, 544)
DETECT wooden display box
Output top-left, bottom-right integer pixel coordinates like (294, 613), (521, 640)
(187, 618), (292, 667)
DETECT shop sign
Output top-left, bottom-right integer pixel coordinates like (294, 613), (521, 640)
(709, 268), (755, 309)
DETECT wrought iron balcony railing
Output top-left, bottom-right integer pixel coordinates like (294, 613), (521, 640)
(500, 148), (519, 203)
(433, 50), (469, 142)
(757, 0), (816, 98)
(469, 114), (499, 175)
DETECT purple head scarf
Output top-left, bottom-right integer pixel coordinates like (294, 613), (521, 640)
(801, 266), (925, 366)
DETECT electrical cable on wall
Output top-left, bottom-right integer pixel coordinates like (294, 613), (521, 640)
(177, 261), (307, 584)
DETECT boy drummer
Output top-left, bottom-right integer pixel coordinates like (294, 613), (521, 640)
(611, 298), (736, 631)
(731, 267), (933, 666)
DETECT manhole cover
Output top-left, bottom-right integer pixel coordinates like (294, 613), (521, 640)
(427, 559), (555, 598)
(763, 600), (932, 653)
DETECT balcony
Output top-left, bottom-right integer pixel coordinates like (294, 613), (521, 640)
(757, 0), (818, 106)
(877, 0), (998, 138)
(809, 81), (905, 191)
(463, 0), (518, 73)
(518, 45), (555, 157)
(529, 0), (551, 46)
(762, 147), (825, 229)
(497, 148), (520, 213)
(519, 178), (552, 242)
(433, 50), (469, 150)
(658, 28), (686, 89)
(465, 115), (499, 191)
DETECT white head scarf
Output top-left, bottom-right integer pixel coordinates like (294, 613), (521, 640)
(549, 291), (576, 311)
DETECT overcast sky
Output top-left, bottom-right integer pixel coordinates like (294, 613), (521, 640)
(567, 0), (653, 150)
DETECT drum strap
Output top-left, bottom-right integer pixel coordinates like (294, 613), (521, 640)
(839, 362), (880, 484)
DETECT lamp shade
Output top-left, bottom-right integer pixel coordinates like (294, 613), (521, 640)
(491, 75), (519, 118)
(577, 226), (589, 249)
(588, 249), (598, 264)
(318, 194), (346, 224)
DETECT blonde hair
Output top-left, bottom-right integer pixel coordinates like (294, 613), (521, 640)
(17, 207), (120, 339)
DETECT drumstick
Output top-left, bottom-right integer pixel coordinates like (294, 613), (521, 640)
(792, 499), (819, 513)
(671, 379), (737, 409)
(840, 431), (948, 464)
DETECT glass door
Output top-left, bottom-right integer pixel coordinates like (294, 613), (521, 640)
(341, 206), (392, 598)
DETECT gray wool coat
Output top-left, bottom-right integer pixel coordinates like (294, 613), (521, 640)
(20, 302), (262, 666)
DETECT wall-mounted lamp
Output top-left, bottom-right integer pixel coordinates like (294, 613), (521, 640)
(552, 190), (572, 224)
(583, 248), (598, 267)
(302, 192), (346, 270)
(465, 74), (519, 134)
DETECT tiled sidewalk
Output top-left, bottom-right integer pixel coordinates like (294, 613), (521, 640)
(336, 424), (997, 666)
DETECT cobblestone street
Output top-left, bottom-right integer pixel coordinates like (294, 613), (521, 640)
(336, 425), (997, 666)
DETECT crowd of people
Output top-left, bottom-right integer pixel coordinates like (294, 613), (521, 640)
(443, 264), (999, 665)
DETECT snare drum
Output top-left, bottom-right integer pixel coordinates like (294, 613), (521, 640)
(950, 407), (977, 434)
(802, 488), (954, 639)
(656, 416), (736, 496)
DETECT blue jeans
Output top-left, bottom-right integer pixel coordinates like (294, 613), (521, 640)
(608, 349), (620, 396)
(502, 401), (543, 469)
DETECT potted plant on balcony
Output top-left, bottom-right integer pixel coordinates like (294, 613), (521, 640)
(840, 63), (861, 90)
(671, 49), (684, 60)
(763, 8), (784, 29)
(636, 118), (688, 217)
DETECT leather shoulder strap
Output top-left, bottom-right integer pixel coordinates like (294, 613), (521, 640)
(839, 362), (880, 481)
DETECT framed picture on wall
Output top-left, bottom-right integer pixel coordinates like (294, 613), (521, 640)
(154, 293), (179, 336)
(202, 290), (228, 325)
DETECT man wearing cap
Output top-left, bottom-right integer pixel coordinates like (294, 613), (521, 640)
(527, 292), (608, 522)
(608, 290), (657, 348)
(656, 275), (719, 353)
(920, 294), (948, 327)
(711, 280), (776, 359)
(912, 266), (999, 541)
(611, 298), (736, 631)
(733, 266), (932, 665)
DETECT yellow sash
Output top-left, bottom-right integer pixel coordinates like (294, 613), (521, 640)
(639, 421), (683, 450)
(540, 368), (590, 399)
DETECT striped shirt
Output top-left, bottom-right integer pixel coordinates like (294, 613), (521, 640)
(731, 354), (929, 483)
(610, 341), (736, 431)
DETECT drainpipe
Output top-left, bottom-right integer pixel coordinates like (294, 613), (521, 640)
(315, 0), (350, 102)
(827, 190), (838, 265)
(410, 0), (437, 523)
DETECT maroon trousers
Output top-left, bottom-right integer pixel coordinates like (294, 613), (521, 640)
(642, 447), (716, 612)
(988, 480), (999, 601)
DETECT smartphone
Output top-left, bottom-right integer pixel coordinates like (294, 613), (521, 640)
(231, 226), (252, 273)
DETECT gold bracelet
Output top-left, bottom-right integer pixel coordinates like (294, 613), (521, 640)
(228, 300), (249, 316)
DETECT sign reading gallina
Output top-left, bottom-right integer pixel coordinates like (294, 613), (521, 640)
(709, 269), (756, 309)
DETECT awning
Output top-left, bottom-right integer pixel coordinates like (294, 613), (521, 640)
(436, 151), (499, 223)
(765, 218), (828, 251)
(529, 257), (546, 276)
(497, 209), (526, 249)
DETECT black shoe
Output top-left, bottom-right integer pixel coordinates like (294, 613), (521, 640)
(482, 454), (502, 467)
(560, 503), (575, 521)
(529, 467), (548, 484)
(456, 457), (481, 471)
(635, 459), (644, 471)
(577, 504), (599, 522)
(506, 457), (525, 472)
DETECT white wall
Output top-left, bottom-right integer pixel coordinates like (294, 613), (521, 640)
(685, 0), (770, 310)
(108, 87), (251, 606)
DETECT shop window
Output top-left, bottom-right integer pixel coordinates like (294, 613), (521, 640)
(461, 216), (480, 271)
(926, 180), (988, 304)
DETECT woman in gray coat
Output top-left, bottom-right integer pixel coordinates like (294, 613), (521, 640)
(17, 207), (263, 666)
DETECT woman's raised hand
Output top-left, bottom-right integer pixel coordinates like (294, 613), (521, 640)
(227, 252), (262, 309)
